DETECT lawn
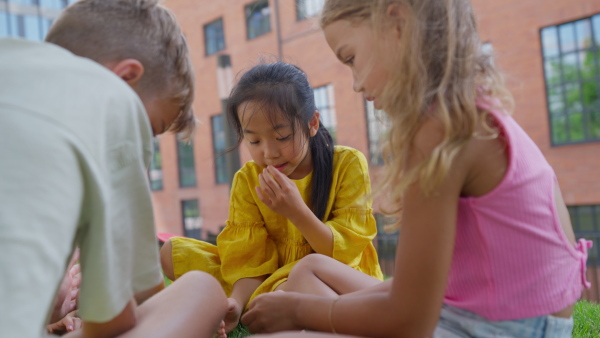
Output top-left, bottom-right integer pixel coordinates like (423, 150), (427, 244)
(573, 300), (600, 338)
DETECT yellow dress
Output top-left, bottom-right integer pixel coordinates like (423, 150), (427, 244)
(170, 145), (383, 303)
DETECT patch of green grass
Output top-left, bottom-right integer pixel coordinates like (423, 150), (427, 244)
(228, 323), (251, 338)
(574, 300), (600, 338)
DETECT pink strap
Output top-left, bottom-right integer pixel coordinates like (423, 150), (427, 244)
(576, 238), (594, 288)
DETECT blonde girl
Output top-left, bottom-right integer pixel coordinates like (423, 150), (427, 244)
(240, 1), (591, 337)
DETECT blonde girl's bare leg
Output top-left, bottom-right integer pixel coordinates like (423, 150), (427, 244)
(276, 254), (380, 296)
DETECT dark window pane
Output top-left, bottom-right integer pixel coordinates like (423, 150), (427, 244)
(182, 199), (202, 240)
(204, 18), (225, 56)
(581, 80), (598, 108)
(544, 59), (561, 86)
(561, 53), (578, 82)
(593, 14), (600, 47)
(0, 11), (8, 37)
(580, 51), (597, 80)
(296, 0), (324, 20)
(211, 115), (228, 184)
(575, 19), (592, 50)
(23, 15), (41, 41)
(313, 85), (337, 143)
(564, 82), (581, 112)
(177, 135), (197, 187)
(149, 138), (163, 191)
(568, 112), (585, 142)
(590, 110), (600, 138)
(551, 116), (568, 144)
(547, 86), (564, 115)
(559, 23), (576, 54)
(541, 26), (559, 58)
(246, 0), (271, 40)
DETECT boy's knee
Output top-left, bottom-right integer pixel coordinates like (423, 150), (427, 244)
(160, 239), (175, 281)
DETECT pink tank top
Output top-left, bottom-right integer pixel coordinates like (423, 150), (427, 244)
(444, 98), (592, 320)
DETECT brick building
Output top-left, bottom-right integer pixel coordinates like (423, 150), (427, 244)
(153, 0), (600, 252)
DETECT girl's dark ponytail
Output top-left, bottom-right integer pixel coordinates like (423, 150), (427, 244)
(309, 123), (334, 221)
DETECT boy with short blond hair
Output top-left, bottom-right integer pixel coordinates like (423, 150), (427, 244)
(1, 0), (228, 337)
(46, 0), (196, 138)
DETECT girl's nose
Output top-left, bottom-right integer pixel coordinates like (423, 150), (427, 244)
(263, 142), (280, 159)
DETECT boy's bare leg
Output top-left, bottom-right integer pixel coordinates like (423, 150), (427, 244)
(276, 254), (380, 296)
(64, 271), (227, 338)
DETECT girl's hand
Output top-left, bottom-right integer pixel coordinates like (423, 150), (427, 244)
(256, 166), (309, 220)
(241, 291), (303, 333)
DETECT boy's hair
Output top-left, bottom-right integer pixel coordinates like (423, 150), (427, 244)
(227, 61), (334, 221)
(46, 0), (195, 137)
(321, 0), (513, 218)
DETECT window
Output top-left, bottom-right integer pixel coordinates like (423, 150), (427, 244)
(148, 138), (163, 191)
(182, 199), (202, 240)
(365, 100), (390, 166)
(22, 14), (40, 40)
(569, 205), (600, 266)
(176, 134), (197, 187)
(204, 18), (225, 56)
(374, 213), (398, 277)
(313, 84), (337, 142)
(0, 11), (8, 37)
(296, 0), (324, 20)
(245, 0), (270, 40)
(541, 15), (600, 145)
(211, 115), (228, 184)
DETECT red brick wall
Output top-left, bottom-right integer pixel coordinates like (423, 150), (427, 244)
(154, 0), (600, 238)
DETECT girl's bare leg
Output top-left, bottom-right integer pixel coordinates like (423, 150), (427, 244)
(276, 254), (380, 296)
(254, 332), (358, 338)
(159, 239), (175, 281)
(64, 270), (227, 338)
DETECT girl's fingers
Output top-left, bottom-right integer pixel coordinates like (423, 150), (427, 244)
(255, 186), (271, 206)
(267, 166), (288, 187)
(258, 173), (277, 199)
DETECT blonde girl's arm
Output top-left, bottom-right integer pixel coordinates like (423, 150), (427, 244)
(256, 166), (334, 256)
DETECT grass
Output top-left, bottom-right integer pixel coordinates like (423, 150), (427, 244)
(573, 300), (600, 338)
(228, 323), (252, 338)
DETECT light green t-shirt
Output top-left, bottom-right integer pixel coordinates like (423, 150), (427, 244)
(0, 38), (162, 337)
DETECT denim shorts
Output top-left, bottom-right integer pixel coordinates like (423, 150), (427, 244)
(433, 304), (573, 338)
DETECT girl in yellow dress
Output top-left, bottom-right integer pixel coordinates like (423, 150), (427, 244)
(160, 61), (383, 335)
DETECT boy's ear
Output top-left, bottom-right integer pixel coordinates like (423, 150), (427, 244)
(309, 111), (320, 137)
(103, 59), (145, 88)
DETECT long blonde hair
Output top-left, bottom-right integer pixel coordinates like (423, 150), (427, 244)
(321, 0), (513, 220)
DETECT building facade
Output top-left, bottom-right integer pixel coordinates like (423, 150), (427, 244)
(0, 0), (75, 40)
(151, 0), (599, 256)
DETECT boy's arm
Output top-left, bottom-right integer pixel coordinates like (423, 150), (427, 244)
(81, 299), (137, 338)
(134, 280), (165, 305)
